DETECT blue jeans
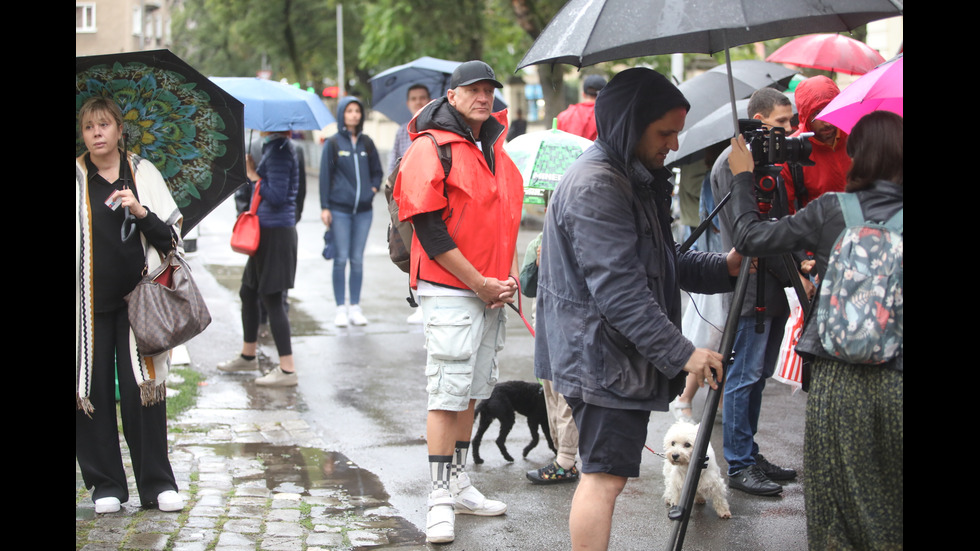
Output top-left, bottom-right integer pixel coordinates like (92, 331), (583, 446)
(722, 315), (783, 475)
(330, 208), (372, 306)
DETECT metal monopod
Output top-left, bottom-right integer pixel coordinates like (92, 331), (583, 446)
(665, 167), (811, 551)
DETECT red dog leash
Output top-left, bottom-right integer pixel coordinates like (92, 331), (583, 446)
(507, 276), (535, 337)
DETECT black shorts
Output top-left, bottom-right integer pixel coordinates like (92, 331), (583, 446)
(565, 396), (651, 478)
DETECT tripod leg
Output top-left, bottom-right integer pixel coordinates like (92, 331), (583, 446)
(666, 256), (754, 551)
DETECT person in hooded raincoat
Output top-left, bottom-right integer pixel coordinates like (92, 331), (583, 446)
(319, 96), (384, 327)
(534, 68), (742, 550)
(781, 76), (852, 213)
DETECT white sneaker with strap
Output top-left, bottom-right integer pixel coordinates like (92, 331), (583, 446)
(451, 472), (507, 516)
(426, 488), (456, 543)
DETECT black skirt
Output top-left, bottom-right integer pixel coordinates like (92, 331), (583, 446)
(242, 226), (297, 295)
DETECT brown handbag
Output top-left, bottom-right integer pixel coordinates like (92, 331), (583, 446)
(231, 179), (261, 255)
(125, 245), (212, 357)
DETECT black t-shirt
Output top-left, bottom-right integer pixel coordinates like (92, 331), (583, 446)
(84, 154), (173, 312)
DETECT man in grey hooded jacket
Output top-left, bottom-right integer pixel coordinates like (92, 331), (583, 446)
(534, 68), (741, 549)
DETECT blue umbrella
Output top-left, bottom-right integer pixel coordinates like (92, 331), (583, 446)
(369, 56), (507, 124)
(210, 77), (335, 131)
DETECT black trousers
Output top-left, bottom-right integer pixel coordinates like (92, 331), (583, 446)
(75, 307), (177, 506)
(241, 285), (292, 356)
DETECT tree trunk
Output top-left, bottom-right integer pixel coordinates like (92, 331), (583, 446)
(538, 63), (566, 125)
(509, 0), (566, 124)
(282, 0), (304, 82)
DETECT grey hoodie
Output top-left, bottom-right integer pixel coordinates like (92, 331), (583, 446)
(534, 68), (733, 411)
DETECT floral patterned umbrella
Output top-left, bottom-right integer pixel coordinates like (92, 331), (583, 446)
(76, 49), (247, 235)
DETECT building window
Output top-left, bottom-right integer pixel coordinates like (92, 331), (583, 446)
(132, 7), (143, 38)
(76, 3), (96, 33)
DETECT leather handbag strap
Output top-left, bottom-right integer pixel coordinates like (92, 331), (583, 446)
(249, 179), (262, 214)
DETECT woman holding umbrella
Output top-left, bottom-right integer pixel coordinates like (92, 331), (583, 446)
(219, 131), (301, 387)
(319, 97), (384, 327)
(727, 111), (903, 549)
(75, 96), (184, 514)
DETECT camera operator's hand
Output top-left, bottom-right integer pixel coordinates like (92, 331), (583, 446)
(684, 348), (724, 390)
(726, 248), (743, 276)
(729, 135), (754, 176)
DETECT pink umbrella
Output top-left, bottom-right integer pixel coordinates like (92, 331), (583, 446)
(767, 33), (886, 75)
(815, 54), (902, 134)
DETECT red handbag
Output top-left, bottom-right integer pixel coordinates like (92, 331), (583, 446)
(231, 179), (261, 255)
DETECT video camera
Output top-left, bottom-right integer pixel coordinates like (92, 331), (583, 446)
(738, 119), (814, 167)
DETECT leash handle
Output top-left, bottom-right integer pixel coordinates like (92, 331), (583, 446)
(507, 276), (535, 337)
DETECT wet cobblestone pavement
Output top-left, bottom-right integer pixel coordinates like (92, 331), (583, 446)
(75, 359), (428, 551)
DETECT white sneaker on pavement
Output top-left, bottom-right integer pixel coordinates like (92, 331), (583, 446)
(94, 497), (121, 514)
(335, 305), (349, 327)
(426, 489), (456, 543)
(349, 305), (368, 326)
(451, 472), (507, 516)
(217, 355), (258, 372)
(157, 490), (184, 512)
(254, 368), (298, 387)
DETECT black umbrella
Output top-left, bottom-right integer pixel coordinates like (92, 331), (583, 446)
(678, 60), (797, 126)
(369, 56), (507, 124)
(517, 0), (903, 134)
(666, 92), (799, 166)
(76, 49), (248, 236)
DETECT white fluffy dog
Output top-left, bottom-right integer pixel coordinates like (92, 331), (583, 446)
(662, 421), (731, 519)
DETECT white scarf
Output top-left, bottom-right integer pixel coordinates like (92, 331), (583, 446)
(75, 152), (182, 414)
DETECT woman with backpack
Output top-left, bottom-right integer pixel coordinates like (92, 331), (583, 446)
(727, 111), (903, 550)
(319, 97), (384, 327)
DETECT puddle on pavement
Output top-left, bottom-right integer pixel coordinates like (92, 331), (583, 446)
(207, 264), (324, 337)
(208, 442), (424, 548)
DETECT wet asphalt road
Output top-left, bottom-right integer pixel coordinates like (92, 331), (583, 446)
(79, 157), (809, 550)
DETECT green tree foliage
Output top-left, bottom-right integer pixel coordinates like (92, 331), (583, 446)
(359, 0), (487, 70)
(170, 0), (797, 118)
(172, 0), (353, 91)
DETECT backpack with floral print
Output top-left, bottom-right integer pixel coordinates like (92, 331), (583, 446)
(816, 193), (903, 364)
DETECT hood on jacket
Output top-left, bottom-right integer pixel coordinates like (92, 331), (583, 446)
(408, 96), (508, 173)
(409, 96), (472, 140)
(794, 76), (840, 134)
(594, 68), (690, 168)
(337, 96), (365, 136)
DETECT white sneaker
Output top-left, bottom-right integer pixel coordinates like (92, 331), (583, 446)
(94, 496), (121, 514)
(334, 305), (349, 327)
(407, 309), (424, 324)
(451, 472), (507, 516)
(349, 305), (368, 326)
(254, 368), (298, 387)
(426, 489), (456, 543)
(157, 490), (184, 512)
(217, 355), (258, 372)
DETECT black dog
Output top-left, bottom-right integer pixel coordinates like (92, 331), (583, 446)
(472, 381), (556, 464)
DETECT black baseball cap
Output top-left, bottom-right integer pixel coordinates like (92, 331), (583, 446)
(583, 74), (607, 96)
(450, 60), (503, 89)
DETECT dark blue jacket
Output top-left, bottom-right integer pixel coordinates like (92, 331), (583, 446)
(319, 97), (383, 214)
(256, 136), (299, 228)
